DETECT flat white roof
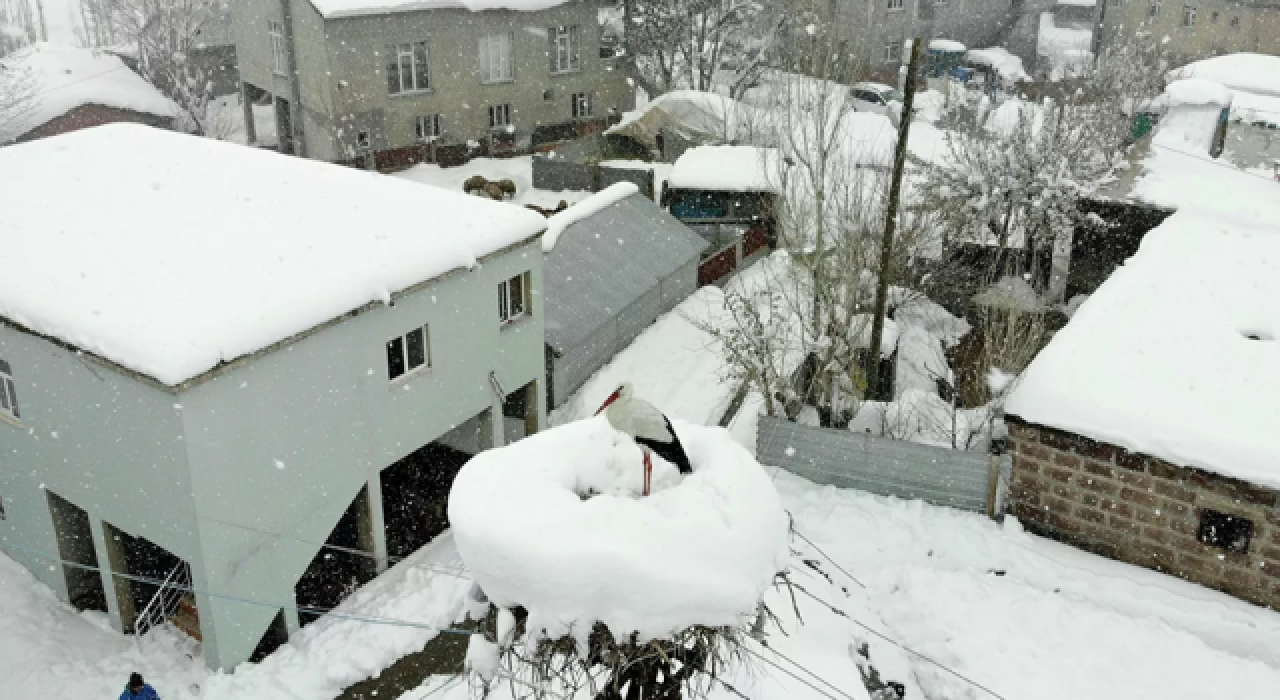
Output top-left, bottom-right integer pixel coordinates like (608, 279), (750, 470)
(0, 43), (178, 142)
(1007, 153), (1280, 489)
(0, 124), (547, 386)
(668, 145), (780, 193)
(310, 0), (568, 19)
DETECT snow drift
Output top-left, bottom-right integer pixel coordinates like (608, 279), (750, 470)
(448, 418), (790, 644)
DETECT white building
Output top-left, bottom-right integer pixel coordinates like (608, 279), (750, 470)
(0, 124), (548, 670)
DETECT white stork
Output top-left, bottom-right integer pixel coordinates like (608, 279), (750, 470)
(596, 383), (693, 496)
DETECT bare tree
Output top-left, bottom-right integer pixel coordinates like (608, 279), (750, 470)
(108, 0), (218, 134)
(0, 52), (36, 143)
(622, 0), (771, 97)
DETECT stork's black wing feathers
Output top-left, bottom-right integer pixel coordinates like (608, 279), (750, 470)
(635, 415), (694, 474)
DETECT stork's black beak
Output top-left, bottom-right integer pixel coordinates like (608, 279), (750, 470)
(596, 390), (620, 415)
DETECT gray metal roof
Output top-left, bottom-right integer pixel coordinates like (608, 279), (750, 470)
(543, 192), (708, 353)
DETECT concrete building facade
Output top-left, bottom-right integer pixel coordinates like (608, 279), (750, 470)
(1097, 0), (1280, 63)
(230, 0), (634, 163)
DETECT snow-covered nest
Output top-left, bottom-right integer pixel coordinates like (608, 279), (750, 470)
(1005, 207), (1280, 490)
(310, 0), (568, 18)
(448, 417), (790, 642)
(966, 47), (1031, 83)
(668, 144), (781, 192)
(0, 43), (178, 142)
(541, 182), (638, 252)
(0, 124), (548, 386)
(1167, 53), (1280, 98)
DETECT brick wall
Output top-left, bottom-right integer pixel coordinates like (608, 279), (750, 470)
(16, 104), (175, 143)
(1007, 417), (1280, 610)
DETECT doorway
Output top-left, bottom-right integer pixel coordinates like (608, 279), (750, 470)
(380, 442), (472, 560)
(275, 97), (294, 155)
(46, 491), (107, 613)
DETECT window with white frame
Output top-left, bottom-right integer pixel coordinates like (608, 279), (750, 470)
(887, 0), (903, 9)
(571, 92), (592, 118)
(489, 103), (512, 129)
(0, 359), (19, 421)
(386, 324), (430, 380)
(883, 41), (901, 63)
(386, 41), (429, 95)
(498, 273), (528, 324)
(269, 21), (287, 74)
(1181, 3), (1196, 25)
(550, 25), (581, 74)
(415, 114), (441, 141)
(479, 32), (514, 83)
(1148, 0), (1161, 16)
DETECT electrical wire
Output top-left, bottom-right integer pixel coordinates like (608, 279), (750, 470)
(741, 646), (847, 700)
(8, 542), (477, 638)
(759, 642), (862, 700)
(790, 583), (1011, 700)
(788, 521), (867, 590)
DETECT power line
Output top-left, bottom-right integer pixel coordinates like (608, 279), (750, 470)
(8, 542), (476, 638)
(789, 583), (1011, 700)
(788, 520), (866, 590)
(760, 642), (862, 700)
(742, 646), (847, 700)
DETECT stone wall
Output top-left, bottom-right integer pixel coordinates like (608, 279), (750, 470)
(1007, 417), (1280, 610)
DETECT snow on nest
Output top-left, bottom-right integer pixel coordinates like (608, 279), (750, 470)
(0, 43), (178, 142)
(1168, 53), (1280, 98)
(310, 0), (569, 18)
(541, 182), (638, 252)
(448, 417), (790, 643)
(0, 124), (548, 386)
(668, 145), (781, 192)
(1005, 208), (1280, 490)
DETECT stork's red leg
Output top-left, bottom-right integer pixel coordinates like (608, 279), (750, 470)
(643, 450), (653, 497)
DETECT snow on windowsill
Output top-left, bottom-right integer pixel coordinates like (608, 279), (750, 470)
(542, 182), (639, 252)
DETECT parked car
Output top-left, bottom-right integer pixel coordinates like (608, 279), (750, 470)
(851, 82), (905, 123)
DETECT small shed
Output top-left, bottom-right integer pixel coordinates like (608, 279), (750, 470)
(541, 183), (709, 407)
(664, 145), (780, 285)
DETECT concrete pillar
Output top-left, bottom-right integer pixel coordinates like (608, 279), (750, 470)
(90, 520), (135, 634)
(282, 597), (301, 637)
(488, 400), (505, 449)
(525, 380), (545, 436)
(356, 483), (390, 574)
(477, 406), (495, 451)
(240, 83), (257, 145)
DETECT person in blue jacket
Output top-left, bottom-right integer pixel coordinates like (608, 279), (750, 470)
(119, 672), (159, 700)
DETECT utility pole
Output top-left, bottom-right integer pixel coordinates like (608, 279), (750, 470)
(34, 0), (47, 41)
(865, 37), (924, 400)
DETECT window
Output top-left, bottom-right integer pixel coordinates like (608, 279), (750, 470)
(386, 41), (429, 95)
(488, 103), (511, 129)
(386, 325), (430, 380)
(0, 359), (19, 421)
(356, 130), (370, 149)
(550, 25), (580, 74)
(269, 21), (287, 74)
(1210, 10), (1218, 22)
(415, 114), (441, 141)
(1148, 0), (1161, 16)
(571, 92), (592, 118)
(883, 41), (901, 63)
(479, 32), (514, 83)
(1197, 509), (1253, 553)
(1181, 4), (1196, 26)
(887, 0), (903, 9)
(1230, 15), (1239, 27)
(498, 274), (528, 324)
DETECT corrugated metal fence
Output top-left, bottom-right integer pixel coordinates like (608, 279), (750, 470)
(531, 157), (656, 199)
(756, 415), (1010, 514)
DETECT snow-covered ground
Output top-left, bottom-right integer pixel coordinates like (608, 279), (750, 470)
(207, 93), (279, 148)
(393, 156), (598, 210)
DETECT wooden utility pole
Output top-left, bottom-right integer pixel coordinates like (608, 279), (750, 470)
(865, 37), (924, 400)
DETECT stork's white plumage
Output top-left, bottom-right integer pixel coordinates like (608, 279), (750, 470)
(596, 383), (694, 490)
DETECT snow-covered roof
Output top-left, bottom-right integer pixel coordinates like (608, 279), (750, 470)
(0, 43), (178, 143)
(543, 187), (707, 353)
(668, 145), (780, 192)
(604, 90), (765, 148)
(929, 39), (966, 53)
(965, 47), (1031, 83)
(309, 0), (569, 19)
(1164, 78), (1232, 108)
(0, 124), (548, 387)
(1168, 53), (1280, 98)
(1006, 158), (1280, 489)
